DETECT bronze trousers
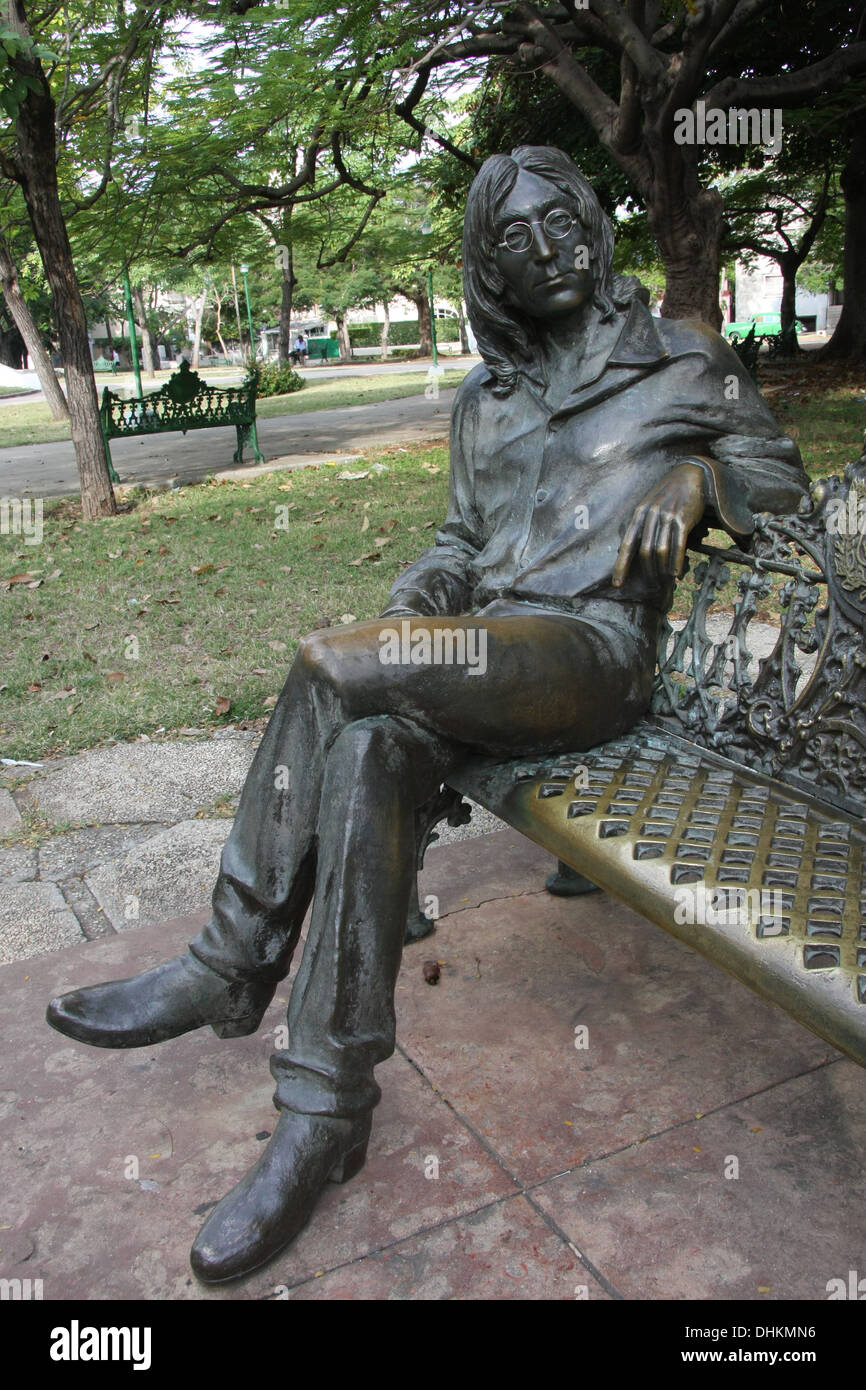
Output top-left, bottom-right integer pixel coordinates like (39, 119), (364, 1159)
(189, 598), (657, 1118)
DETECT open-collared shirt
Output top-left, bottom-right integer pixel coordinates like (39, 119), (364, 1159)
(386, 298), (808, 618)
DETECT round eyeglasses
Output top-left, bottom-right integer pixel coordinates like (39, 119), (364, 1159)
(496, 208), (578, 253)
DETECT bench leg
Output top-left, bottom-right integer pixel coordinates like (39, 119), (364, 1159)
(234, 421), (265, 466)
(101, 431), (120, 485)
(545, 859), (600, 897)
(405, 786), (472, 943)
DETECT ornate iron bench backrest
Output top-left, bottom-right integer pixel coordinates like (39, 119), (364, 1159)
(101, 360), (255, 431)
(651, 451), (866, 819)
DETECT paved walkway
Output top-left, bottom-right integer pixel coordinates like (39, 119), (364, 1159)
(0, 728), (503, 962)
(2, 824), (861, 1300)
(1, 360), (478, 497)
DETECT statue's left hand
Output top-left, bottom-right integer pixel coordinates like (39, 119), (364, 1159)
(612, 461), (706, 588)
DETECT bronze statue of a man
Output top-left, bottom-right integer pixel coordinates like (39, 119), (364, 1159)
(46, 147), (808, 1283)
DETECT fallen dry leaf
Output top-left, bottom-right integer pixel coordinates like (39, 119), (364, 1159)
(190, 563), (214, 575)
(105, 671), (126, 684)
(214, 696), (231, 716)
(263, 695), (278, 709)
(268, 640), (287, 651)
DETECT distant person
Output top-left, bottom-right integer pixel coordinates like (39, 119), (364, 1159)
(112, 347), (120, 371)
(293, 333), (307, 365)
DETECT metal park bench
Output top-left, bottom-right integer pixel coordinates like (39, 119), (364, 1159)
(728, 324), (801, 379)
(92, 354), (118, 374)
(410, 450), (866, 1074)
(99, 359), (264, 484)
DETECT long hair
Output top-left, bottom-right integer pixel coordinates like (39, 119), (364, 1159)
(463, 146), (646, 396)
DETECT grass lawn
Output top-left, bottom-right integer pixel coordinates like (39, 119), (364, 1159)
(0, 385), (38, 399)
(0, 442), (450, 761)
(0, 368), (468, 448)
(1, 364), (864, 765)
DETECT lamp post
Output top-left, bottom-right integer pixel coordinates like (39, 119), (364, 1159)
(239, 263), (255, 358)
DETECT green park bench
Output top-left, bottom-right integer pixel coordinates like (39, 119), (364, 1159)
(410, 450), (866, 1075)
(92, 354), (118, 374)
(729, 324), (801, 379)
(306, 336), (340, 363)
(99, 359), (264, 484)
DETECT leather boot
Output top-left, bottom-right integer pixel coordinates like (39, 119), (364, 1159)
(45, 952), (275, 1049)
(190, 1109), (372, 1284)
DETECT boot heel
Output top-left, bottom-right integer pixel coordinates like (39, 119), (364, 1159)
(211, 1014), (263, 1039)
(328, 1136), (369, 1184)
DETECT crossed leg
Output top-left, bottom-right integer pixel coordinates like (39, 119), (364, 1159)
(189, 600), (657, 1118)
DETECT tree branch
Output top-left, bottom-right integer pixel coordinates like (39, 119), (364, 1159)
(706, 41), (866, 108)
(316, 190), (384, 269)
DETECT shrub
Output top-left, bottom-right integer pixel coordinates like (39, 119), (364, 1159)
(347, 317), (461, 347)
(244, 361), (304, 398)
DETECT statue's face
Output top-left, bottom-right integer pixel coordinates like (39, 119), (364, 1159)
(493, 170), (594, 321)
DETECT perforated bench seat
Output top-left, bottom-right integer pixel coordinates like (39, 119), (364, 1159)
(449, 723), (866, 1069)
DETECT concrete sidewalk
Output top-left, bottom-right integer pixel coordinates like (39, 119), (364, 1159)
(1, 731), (864, 1300)
(0, 388), (458, 498)
(1, 827), (862, 1301)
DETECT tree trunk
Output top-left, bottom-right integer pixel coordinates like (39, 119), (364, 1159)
(191, 286), (206, 368)
(231, 264), (243, 354)
(411, 286), (433, 356)
(11, 44), (114, 517)
(819, 123), (866, 361)
(649, 184), (724, 328)
(379, 299), (390, 361)
(277, 213), (295, 364)
(335, 311), (352, 363)
(213, 285), (229, 358)
(457, 298), (470, 354)
(0, 323), (25, 368)
(132, 284), (156, 378)
(779, 254), (798, 334)
(0, 233), (69, 419)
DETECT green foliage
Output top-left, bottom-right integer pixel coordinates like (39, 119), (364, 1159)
(348, 318), (460, 346)
(0, 22), (58, 118)
(244, 361), (304, 397)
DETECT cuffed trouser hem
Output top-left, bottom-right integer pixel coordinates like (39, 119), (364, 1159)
(269, 1056), (382, 1120)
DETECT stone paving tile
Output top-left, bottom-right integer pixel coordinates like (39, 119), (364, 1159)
(83, 820), (232, 930)
(0, 844), (38, 884)
(0, 788), (22, 835)
(0, 882), (84, 963)
(418, 827), (554, 918)
(283, 1195), (602, 1301)
(15, 738), (256, 826)
(37, 823), (169, 881)
(1, 913), (521, 1300)
(530, 1060), (866, 1301)
(396, 882), (837, 1187)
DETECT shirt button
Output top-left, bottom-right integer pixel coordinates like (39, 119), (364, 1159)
(535, 489), (548, 504)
